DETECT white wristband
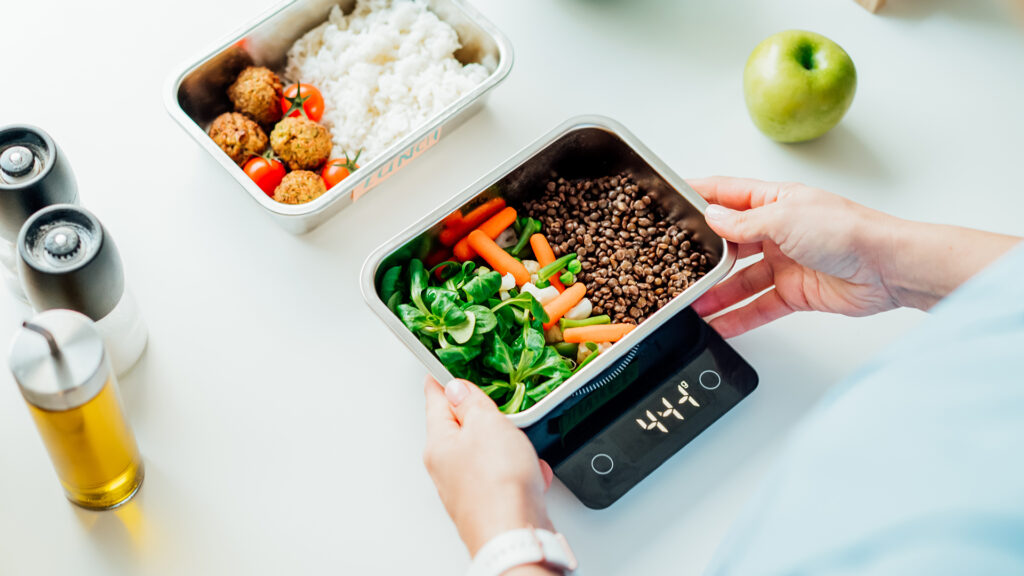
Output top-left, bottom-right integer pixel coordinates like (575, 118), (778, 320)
(467, 527), (578, 576)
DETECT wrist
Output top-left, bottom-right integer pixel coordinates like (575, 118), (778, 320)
(461, 489), (555, 557)
(875, 218), (1020, 310)
(869, 216), (937, 310)
(469, 527), (576, 576)
(504, 565), (563, 576)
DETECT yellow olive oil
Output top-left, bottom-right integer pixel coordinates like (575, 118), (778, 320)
(28, 380), (143, 510)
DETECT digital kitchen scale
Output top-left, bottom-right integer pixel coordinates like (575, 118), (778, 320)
(524, 307), (758, 509)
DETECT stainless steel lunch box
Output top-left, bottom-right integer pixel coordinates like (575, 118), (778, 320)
(361, 116), (737, 427)
(165, 0), (513, 234)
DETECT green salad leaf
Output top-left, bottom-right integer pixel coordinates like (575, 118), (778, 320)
(463, 270), (502, 303)
(466, 304), (498, 335)
(436, 344), (481, 365)
(492, 291), (549, 325)
(409, 259), (429, 312)
(389, 258), (575, 414)
(381, 265), (405, 313)
(499, 382), (527, 414)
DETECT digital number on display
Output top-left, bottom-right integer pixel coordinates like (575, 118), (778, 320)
(635, 381), (701, 434)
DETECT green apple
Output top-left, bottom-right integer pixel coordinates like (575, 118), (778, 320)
(744, 30), (857, 143)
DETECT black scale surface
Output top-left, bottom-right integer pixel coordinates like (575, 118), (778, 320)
(524, 307), (758, 509)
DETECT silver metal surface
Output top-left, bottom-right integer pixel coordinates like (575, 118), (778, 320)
(43, 226), (80, 258)
(8, 310), (110, 412)
(1, 146), (35, 178)
(361, 116), (738, 428)
(165, 0), (513, 234)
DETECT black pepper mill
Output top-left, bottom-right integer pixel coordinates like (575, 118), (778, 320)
(0, 125), (79, 302)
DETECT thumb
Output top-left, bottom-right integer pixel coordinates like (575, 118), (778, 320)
(444, 378), (500, 425)
(704, 204), (780, 245)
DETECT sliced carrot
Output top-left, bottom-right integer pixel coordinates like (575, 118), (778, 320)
(542, 283), (586, 330)
(439, 198), (507, 246)
(563, 323), (635, 344)
(529, 233), (565, 292)
(467, 230), (530, 286)
(453, 207), (518, 261)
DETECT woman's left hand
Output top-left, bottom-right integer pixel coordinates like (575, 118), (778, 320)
(423, 377), (555, 556)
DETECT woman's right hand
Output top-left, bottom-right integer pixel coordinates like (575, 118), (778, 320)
(687, 176), (1020, 338)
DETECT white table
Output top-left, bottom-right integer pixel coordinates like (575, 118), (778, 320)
(2, 1), (1022, 574)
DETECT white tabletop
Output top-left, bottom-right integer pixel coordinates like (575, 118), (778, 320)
(2, 0), (1023, 574)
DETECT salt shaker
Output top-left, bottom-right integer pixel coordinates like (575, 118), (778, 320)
(18, 205), (148, 376)
(0, 125), (79, 303)
(8, 310), (144, 510)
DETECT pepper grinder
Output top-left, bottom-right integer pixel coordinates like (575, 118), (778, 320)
(18, 205), (148, 376)
(0, 125), (79, 303)
(8, 310), (144, 510)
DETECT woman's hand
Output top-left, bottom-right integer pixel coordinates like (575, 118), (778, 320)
(688, 176), (1020, 338)
(688, 177), (899, 337)
(423, 377), (555, 558)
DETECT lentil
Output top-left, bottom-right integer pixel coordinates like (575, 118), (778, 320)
(519, 172), (713, 324)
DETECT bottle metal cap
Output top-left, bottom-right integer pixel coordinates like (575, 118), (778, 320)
(18, 205), (125, 321)
(8, 310), (110, 412)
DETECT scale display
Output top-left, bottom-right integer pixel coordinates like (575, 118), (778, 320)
(524, 307), (758, 509)
(634, 379), (703, 435)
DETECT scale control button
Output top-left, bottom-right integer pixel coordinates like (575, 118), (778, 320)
(590, 453), (614, 475)
(699, 370), (721, 390)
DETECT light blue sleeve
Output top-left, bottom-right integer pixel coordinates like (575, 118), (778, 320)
(706, 242), (1024, 576)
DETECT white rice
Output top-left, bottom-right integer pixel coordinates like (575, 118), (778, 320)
(284, 0), (491, 161)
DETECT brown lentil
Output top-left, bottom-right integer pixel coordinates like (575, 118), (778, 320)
(519, 172), (713, 324)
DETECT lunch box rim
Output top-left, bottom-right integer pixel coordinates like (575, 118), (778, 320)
(163, 0), (514, 230)
(360, 114), (737, 428)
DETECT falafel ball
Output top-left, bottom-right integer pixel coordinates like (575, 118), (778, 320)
(208, 112), (268, 166)
(227, 66), (283, 126)
(273, 170), (327, 205)
(270, 116), (332, 171)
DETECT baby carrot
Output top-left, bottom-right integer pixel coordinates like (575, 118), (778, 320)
(442, 211), (464, 227)
(453, 207), (518, 261)
(440, 198), (507, 246)
(542, 283), (587, 330)
(466, 230), (530, 286)
(529, 233), (565, 292)
(563, 323), (636, 344)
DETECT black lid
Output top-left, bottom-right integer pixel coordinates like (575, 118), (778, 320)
(18, 205), (124, 321)
(0, 125), (79, 240)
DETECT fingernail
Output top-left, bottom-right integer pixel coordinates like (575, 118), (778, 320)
(704, 204), (733, 225)
(445, 379), (469, 406)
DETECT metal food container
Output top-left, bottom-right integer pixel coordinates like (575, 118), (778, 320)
(362, 116), (737, 427)
(165, 0), (513, 234)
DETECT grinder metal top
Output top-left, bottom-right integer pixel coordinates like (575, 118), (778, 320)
(0, 125), (78, 241)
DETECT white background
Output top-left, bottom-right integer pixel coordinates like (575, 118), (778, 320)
(2, 0), (1023, 574)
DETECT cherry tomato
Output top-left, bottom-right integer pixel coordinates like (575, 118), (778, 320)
(280, 83), (325, 122)
(320, 150), (362, 189)
(243, 155), (286, 198)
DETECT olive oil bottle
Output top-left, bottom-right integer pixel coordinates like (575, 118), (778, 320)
(9, 310), (143, 510)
